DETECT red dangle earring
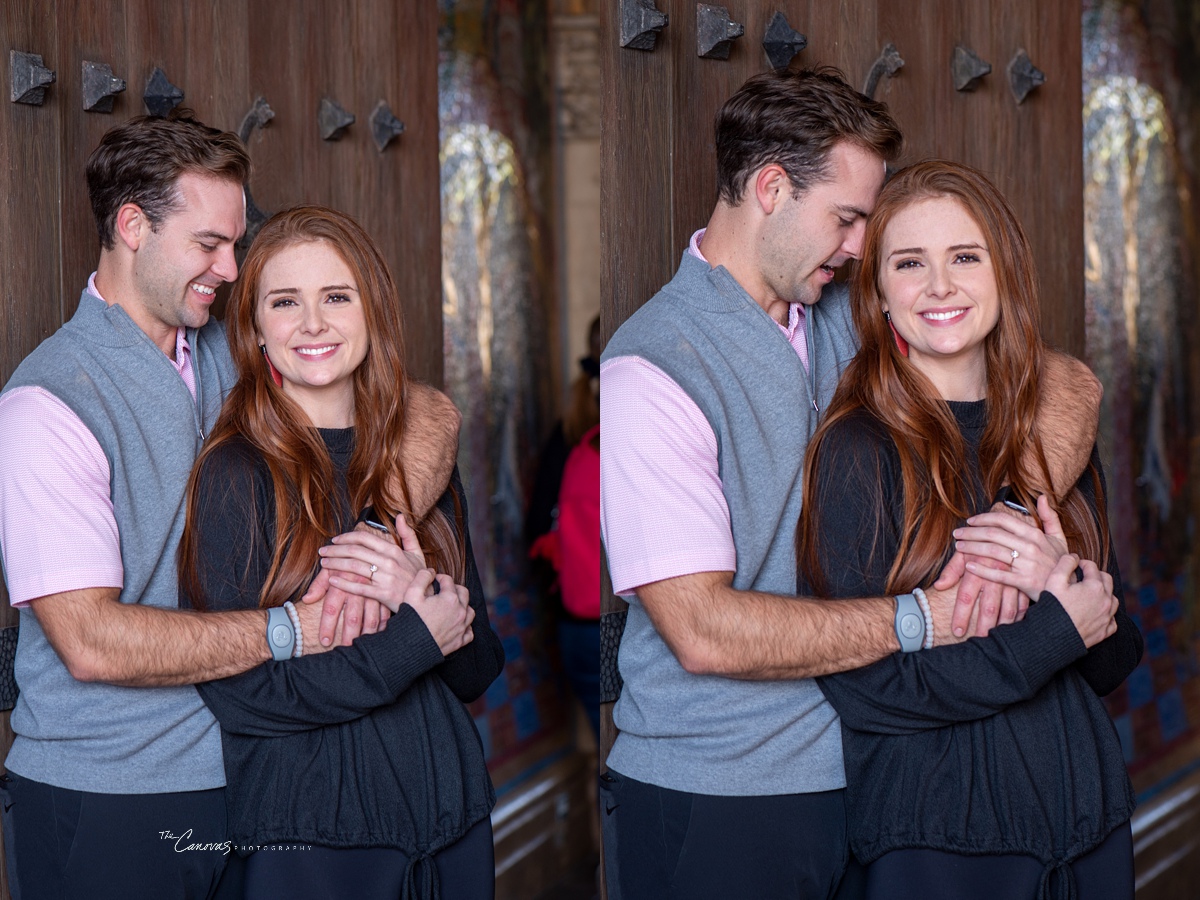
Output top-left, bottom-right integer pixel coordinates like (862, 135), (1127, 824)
(260, 345), (284, 387)
(884, 310), (909, 357)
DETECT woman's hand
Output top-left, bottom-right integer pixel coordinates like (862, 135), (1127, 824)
(952, 495), (1070, 602)
(317, 515), (427, 614)
(404, 569), (476, 656)
(1047, 555), (1117, 648)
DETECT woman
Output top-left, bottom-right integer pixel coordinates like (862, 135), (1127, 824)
(796, 161), (1142, 899)
(178, 206), (504, 899)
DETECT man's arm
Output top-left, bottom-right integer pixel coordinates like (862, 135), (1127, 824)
(29, 586), (329, 687)
(637, 571), (961, 680)
(1038, 350), (1101, 496)
(400, 383), (461, 519)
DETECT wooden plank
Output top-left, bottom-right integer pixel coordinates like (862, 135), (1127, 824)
(56, 0), (128, 319)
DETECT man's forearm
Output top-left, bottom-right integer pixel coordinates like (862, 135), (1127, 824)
(1038, 350), (1101, 495)
(638, 574), (901, 679)
(33, 588), (281, 687)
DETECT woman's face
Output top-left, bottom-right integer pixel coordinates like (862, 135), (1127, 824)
(255, 239), (369, 428)
(878, 195), (1000, 399)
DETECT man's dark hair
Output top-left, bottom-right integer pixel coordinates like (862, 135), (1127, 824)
(714, 67), (903, 205)
(86, 108), (251, 249)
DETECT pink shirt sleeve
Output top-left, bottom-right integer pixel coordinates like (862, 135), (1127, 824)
(0, 387), (123, 607)
(599, 356), (736, 596)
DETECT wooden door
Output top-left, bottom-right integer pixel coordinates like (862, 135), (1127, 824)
(0, 3), (440, 895)
(599, 0), (1083, 769)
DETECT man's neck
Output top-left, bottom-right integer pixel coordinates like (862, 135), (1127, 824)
(698, 209), (789, 325)
(93, 257), (178, 359)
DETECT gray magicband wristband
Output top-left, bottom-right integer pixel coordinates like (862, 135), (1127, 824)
(894, 593), (925, 653)
(266, 606), (296, 661)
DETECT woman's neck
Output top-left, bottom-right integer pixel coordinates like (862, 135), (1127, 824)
(911, 353), (987, 402)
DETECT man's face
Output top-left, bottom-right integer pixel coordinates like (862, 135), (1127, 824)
(759, 142), (886, 307)
(130, 172), (246, 331)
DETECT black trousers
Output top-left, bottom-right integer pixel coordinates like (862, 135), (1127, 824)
(242, 816), (495, 900)
(861, 821), (1134, 900)
(0, 771), (231, 900)
(600, 768), (852, 900)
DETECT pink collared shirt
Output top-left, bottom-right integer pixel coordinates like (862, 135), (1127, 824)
(0, 276), (198, 607)
(600, 231), (812, 596)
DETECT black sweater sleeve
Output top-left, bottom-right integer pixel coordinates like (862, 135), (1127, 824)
(432, 467), (506, 702)
(804, 414), (1090, 735)
(1070, 448), (1144, 696)
(184, 440), (448, 737)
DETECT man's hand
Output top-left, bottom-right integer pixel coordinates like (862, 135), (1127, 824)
(920, 583), (971, 647)
(933, 545), (1025, 639)
(299, 568), (391, 648)
(1047, 555), (1117, 648)
(954, 495), (1070, 601)
(404, 569), (475, 656)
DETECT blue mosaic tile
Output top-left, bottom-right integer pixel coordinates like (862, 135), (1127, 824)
(1161, 598), (1183, 623)
(485, 670), (509, 708)
(1127, 665), (1155, 709)
(502, 635), (524, 661)
(1158, 689), (1189, 742)
(1138, 585), (1158, 608)
(1146, 628), (1169, 658)
(492, 594), (513, 617)
(513, 690), (541, 739)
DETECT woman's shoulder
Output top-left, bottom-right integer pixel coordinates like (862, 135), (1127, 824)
(196, 433), (270, 489)
(819, 406), (896, 456)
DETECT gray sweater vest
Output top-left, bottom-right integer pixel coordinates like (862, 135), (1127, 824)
(603, 252), (860, 795)
(2, 291), (237, 793)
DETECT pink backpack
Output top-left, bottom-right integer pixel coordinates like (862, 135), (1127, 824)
(557, 425), (600, 619)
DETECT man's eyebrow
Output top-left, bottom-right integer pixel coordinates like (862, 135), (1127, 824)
(192, 229), (233, 243)
(836, 204), (871, 219)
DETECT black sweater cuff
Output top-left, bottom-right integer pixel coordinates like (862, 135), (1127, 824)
(995, 593), (1088, 691)
(362, 604), (446, 695)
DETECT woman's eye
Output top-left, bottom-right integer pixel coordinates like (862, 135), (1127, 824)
(270, 297), (296, 308)
(955, 253), (981, 264)
(327, 293), (351, 304)
(894, 259), (920, 270)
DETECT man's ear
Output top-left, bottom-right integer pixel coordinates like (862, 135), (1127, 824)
(114, 203), (147, 251)
(753, 165), (790, 216)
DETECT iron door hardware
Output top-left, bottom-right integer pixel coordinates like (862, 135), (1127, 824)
(619, 0), (668, 51)
(82, 60), (125, 112)
(143, 67), (184, 116)
(1008, 49), (1045, 104)
(370, 100), (405, 152)
(762, 12), (806, 70)
(952, 46), (991, 92)
(697, 4), (743, 60)
(10, 50), (55, 105)
(318, 97), (355, 140)
(863, 43), (904, 99)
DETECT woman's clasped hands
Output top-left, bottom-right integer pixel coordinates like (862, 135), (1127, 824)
(312, 512), (475, 656)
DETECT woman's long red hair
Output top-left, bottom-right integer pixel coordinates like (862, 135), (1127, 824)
(180, 206), (463, 608)
(798, 160), (1107, 595)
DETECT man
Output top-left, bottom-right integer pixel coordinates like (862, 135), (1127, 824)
(599, 68), (1112, 898)
(0, 110), (461, 898)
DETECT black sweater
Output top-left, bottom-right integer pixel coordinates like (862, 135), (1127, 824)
(799, 401), (1141, 878)
(183, 428), (504, 866)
